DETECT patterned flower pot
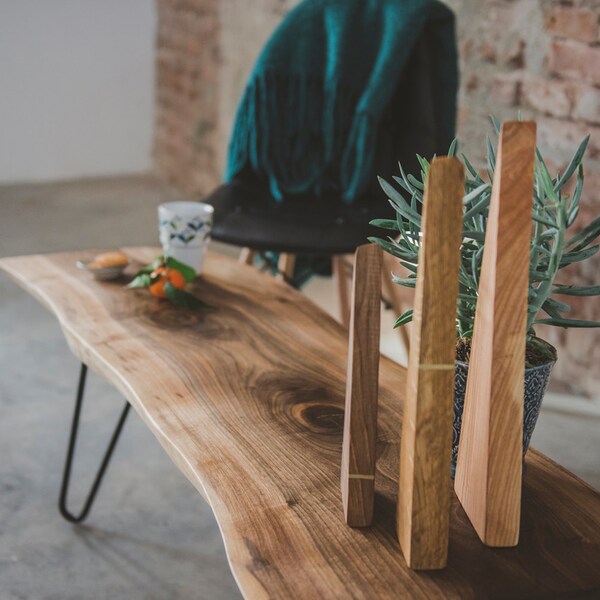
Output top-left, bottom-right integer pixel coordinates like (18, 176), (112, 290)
(451, 339), (557, 478)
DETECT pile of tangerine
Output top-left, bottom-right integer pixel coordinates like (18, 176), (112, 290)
(149, 266), (186, 298)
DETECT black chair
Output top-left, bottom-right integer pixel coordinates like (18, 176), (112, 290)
(204, 34), (446, 333)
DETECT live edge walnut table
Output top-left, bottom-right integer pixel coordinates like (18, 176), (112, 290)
(2, 247), (600, 600)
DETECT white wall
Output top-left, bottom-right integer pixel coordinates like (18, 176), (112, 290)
(0, 0), (155, 183)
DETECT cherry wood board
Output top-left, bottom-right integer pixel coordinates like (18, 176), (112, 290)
(341, 244), (382, 527)
(1, 247), (600, 599)
(398, 157), (465, 569)
(455, 122), (536, 547)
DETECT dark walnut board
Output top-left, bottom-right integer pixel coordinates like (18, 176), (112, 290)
(2, 247), (600, 600)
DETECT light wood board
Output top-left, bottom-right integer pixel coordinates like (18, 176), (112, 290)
(397, 157), (465, 569)
(455, 121), (537, 547)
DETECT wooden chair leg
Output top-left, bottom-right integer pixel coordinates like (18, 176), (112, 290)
(333, 255), (350, 327)
(381, 253), (411, 353)
(239, 247), (256, 265)
(277, 253), (296, 281)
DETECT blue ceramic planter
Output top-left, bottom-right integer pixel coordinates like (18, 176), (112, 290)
(451, 343), (556, 478)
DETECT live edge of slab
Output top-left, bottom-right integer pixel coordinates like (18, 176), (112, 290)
(1, 247), (600, 600)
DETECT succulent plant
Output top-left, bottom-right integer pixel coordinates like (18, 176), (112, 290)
(369, 116), (600, 360)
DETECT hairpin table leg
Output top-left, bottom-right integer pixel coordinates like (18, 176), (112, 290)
(58, 363), (130, 523)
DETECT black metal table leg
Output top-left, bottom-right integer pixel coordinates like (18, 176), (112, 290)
(59, 363), (130, 523)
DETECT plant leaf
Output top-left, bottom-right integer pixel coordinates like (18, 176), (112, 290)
(127, 273), (152, 288)
(554, 135), (589, 191)
(400, 261), (418, 273)
(566, 216), (600, 252)
(543, 297), (571, 314)
(462, 230), (485, 241)
(407, 173), (424, 191)
(552, 284), (600, 296)
(463, 189), (491, 219)
(489, 114), (501, 133)
(392, 175), (416, 196)
(462, 154), (483, 182)
(391, 273), (417, 288)
(415, 154), (430, 175)
(486, 136), (496, 171)
(567, 165), (584, 226)
(448, 138), (458, 157)
(367, 237), (418, 261)
(394, 309), (414, 329)
(165, 256), (197, 283)
(369, 218), (398, 231)
(560, 245), (599, 267)
(535, 317), (600, 328)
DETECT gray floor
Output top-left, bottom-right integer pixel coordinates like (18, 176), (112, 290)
(1, 174), (599, 600)
(1, 175), (241, 600)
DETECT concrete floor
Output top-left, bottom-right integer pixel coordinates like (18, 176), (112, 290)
(1, 174), (599, 599)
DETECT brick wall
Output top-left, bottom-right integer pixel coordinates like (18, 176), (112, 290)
(153, 0), (298, 195)
(446, 0), (600, 397)
(153, 0), (600, 397)
(154, 0), (221, 194)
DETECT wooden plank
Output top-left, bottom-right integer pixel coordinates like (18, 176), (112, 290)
(277, 253), (296, 281)
(341, 244), (382, 527)
(397, 157), (465, 569)
(239, 247), (256, 265)
(332, 255), (351, 327)
(1, 247), (600, 599)
(454, 121), (537, 547)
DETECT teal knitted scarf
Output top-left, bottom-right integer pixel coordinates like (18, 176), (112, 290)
(226, 0), (457, 203)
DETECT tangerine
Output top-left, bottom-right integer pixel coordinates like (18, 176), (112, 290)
(149, 267), (186, 298)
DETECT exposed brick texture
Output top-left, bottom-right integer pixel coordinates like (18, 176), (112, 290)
(153, 0), (600, 397)
(154, 0), (221, 195)
(446, 0), (600, 398)
(545, 6), (599, 42)
(548, 39), (600, 85)
(521, 76), (571, 118)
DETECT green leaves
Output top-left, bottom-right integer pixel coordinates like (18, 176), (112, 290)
(566, 215), (600, 253)
(535, 317), (600, 329)
(378, 177), (422, 226)
(127, 273), (153, 289)
(126, 254), (212, 311)
(394, 309), (413, 329)
(554, 135), (589, 192)
(391, 273), (417, 288)
(164, 256), (197, 283)
(552, 284), (600, 297)
(369, 218), (399, 231)
(559, 245), (599, 267)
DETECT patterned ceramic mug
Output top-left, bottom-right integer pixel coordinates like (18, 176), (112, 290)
(158, 201), (214, 273)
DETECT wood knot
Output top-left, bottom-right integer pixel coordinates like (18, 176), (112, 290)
(291, 401), (344, 435)
(255, 372), (344, 435)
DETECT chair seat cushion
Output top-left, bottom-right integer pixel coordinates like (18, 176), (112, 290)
(206, 180), (391, 255)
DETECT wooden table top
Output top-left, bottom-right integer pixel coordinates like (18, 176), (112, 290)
(2, 247), (600, 599)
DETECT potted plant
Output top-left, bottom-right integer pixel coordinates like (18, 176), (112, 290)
(370, 117), (600, 475)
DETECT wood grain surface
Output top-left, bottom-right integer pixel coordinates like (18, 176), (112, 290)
(455, 122), (536, 547)
(2, 247), (600, 599)
(398, 157), (465, 569)
(341, 244), (382, 527)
